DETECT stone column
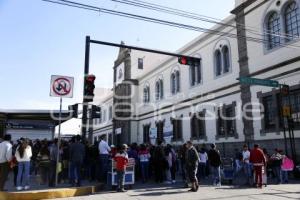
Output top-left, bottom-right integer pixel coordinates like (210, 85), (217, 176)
(232, 9), (254, 143)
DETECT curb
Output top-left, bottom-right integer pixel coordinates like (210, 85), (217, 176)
(0, 184), (104, 200)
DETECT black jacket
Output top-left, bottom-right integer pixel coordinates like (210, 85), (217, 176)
(208, 149), (221, 167)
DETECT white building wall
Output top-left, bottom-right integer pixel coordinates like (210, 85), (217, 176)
(245, 0), (300, 74)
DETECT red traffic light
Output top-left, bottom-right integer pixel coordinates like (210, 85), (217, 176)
(86, 75), (96, 82)
(178, 56), (200, 66)
(84, 74), (96, 102)
(178, 56), (187, 65)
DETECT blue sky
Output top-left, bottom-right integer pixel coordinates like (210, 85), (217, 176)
(0, 0), (235, 111)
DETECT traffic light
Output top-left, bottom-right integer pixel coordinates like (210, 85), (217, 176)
(91, 105), (101, 119)
(84, 74), (96, 102)
(68, 104), (78, 118)
(281, 84), (290, 96)
(178, 56), (200, 66)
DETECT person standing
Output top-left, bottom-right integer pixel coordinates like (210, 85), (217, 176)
(186, 141), (199, 192)
(168, 144), (177, 184)
(270, 149), (283, 184)
(49, 139), (59, 187)
(98, 134), (111, 183)
(15, 139), (32, 191)
(242, 144), (251, 185)
(153, 140), (165, 183)
(0, 134), (13, 191)
(198, 147), (208, 180)
(179, 143), (188, 186)
(36, 143), (51, 185)
(69, 135), (85, 187)
(208, 144), (222, 187)
(114, 144), (129, 192)
(250, 144), (266, 188)
(280, 155), (294, 184)
(138, 144), (151, 183)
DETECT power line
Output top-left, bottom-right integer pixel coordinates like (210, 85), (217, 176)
(41, 0), (300, 49)
(111, 0), (298, 42)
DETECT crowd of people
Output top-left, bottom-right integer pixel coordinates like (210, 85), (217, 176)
(0, 133), (297, 192)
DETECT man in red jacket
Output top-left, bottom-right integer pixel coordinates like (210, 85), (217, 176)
(250, 144), (266, 188)
(114, 144), (129, 192)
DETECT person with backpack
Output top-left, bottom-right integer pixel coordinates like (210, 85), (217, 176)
(281, 155), (294, 184)
(208, 144), (222, 187)
(186, 141), (199, 192)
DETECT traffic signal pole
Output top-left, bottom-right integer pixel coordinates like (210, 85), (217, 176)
(81, 36), (200, 142)
(81, 36), (90, 139)
(89, 39), (201, 61)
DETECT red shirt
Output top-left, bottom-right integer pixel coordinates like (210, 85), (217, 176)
(114, 152), (129, 171)
(250, 148), (266, 166)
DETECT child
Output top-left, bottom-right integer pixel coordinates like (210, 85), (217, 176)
(114, 144), (129, 192)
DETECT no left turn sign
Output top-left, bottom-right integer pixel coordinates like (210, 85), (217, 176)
(50, 75), (74, 98)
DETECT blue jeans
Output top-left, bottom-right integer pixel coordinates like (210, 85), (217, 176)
(273, 166), (281, 183)
(140, 162), (149, 182)
(99, 154), (109, 183)
(243, 163), (252, 177)
(198, 163), (206, 179)
(17, 161), (30, 187)
(116, 170), (125, 190)
(281, 170), (288, 183)
(70, 161), (82, 185)
(211, 166), (221, 185)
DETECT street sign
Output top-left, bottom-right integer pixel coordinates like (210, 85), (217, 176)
(50, 75), (74, 98)
(282, 106), (291, 117)
(237, 77), (279, 87)
(50, 75), (74, 186)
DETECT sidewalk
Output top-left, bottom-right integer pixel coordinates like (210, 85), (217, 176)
(0, 172), (103, 200)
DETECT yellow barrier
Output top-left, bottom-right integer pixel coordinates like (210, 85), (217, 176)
(0, 185), (103, 200)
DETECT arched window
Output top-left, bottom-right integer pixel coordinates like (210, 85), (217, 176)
(171, 73), (176, 94)
(284, 1), (300, 41)
(155, 81), (160, 100)
(196, 60), (201, 84)
(176, 70), (180, 92)
(190, 66), (196, 86)
(159, 79), (164, 99)
(222, 46), (230, 73)
(267, 12), (281, 49)
(171, 71), (180, 94)
(215, 50), (222, 76)
(143, 85), (150, 103)
(155, 79), (164, 100)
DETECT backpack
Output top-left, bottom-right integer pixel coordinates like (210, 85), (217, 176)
(281, 157), (294, 171)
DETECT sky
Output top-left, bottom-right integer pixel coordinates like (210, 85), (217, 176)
(0, 0), (235, 134)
